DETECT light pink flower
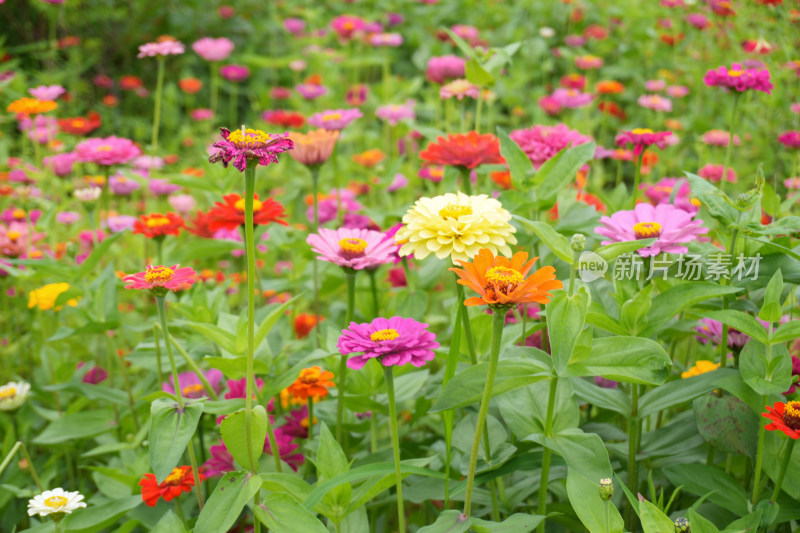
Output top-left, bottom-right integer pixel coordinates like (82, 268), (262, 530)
(376, 102), (415, 125)
(28, 85), (65, 100)
(510, 124), (593, 169)
(702, 130), (740, 146)
(123, 265), (197, 291)
(306, 227), (395, 270)
(638, 94), (672, 112)
(192, 37), (234, 62)
(425, 55), (466, 85)
(550, 88), (593, 109)
(75, 137), (142, 166)
(440, 79), (480, 100)
(137, 40), (185, 58)
(698, 163), (737, 182)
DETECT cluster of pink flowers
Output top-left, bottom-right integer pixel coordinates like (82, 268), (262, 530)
(75, 136), (142, 166)
(703, 62), (773, 93)
(698, 163), (737, 183)
(778, 131), (800, 149)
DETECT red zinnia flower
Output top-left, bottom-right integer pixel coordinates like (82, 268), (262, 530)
(764, 401), (800, 439)
(139, 466), (204, 507)
(419, 131), (506, 170)
(206, 193), (288, 232)
(57, 111), (102, 136)
(262, 110), (306, 129)
(187, 210), (216, 238)
(294, 313), (322, 339)
(119, 75), (143, 91)
(133, 212), (185, 239)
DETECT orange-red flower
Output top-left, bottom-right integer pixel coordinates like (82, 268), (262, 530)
(286, 366), (335, 402)
(187, 210), (215, 238)
(133, 212), (185, 239)
(764, 401), (800, 439)
(420, 132), (505, 170)
(119, 75), (143, 91)
(450, 248), (563, 308)
(490, 170), (513, 190)
(139, 466), (203, 507)
(352, 149), (385, 168)
(7, 98), (57, 116)
(595, 80), (624, 94)
(294, 313), (322, 339)
(206, 194), (288, 232)
(58, 111), (102, 136)
(178, 77), (203, 94)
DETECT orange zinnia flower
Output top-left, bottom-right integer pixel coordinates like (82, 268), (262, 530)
(178, 77), (203, 94)
(420, 131), (505, 170)
(294, 313), (322, 339)
(206, 193), (288, 232)
(7, 98), (58, 116)
(352, 149), (385, 167)
(133, 212), (185, 239)
(289, 130), (339, 167)
(764, 401), (800, 440)
(139, 466), (203, 507)
(450, 248), (563, 308)
(595, 80), (624, 94)
(286, 366), (335, 402)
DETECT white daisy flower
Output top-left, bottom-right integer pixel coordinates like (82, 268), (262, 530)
(27, 488), (87, 517)
(0, 381), (31, 411)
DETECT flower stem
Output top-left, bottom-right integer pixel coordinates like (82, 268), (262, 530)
(151, 58), (165, 151)
(210, 63), (219, 113)
(463, 309), (506, 516)
(311, 168), (321, 348)
(460, 283), (479, 366)
(630, 152), (643, 209)
(443, 279), (465, 508)
(153, 324), (164, 386)
(721, 93), (741, 194)
(626, 383), (640, 529)
(368, 269), (379, 318)
(771, 438), (796, 502)
(537, 376), (558, 533)
(752, 394), (767, 504)
(384, 365), (406, 533)
(460, 166), (473, 196)
(19, 442), (44, 491)
(167, 332), (219, 400)
(307, 397), (314, 441)
(337, 270), (357, 444)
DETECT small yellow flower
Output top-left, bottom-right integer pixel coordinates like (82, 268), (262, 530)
(28, 283), (79, 311)
(681, 360), (720, 379)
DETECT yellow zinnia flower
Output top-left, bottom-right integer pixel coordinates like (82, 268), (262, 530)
(27, 283), (79, 311)
(681, 360), (720, 379)
(396, 192), (516, 264)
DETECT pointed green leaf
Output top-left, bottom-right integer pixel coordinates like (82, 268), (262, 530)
(195, 471), (262, 533)
(149, 398), (203, 482)
(221, 406), (267, 471)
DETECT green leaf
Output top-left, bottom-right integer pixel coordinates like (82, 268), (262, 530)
(151, 510), (186, 533)
(149, 398), (203, 483)
(471, 514), (547, 533)
(638, 369), (737, 419)
(255, 493), (329, 533)
(176, 321), (238, 354)
(221, 406), (267, 472)
(697, 310), (769, 344)
(430, 357), (552, 412)
(547, 289), (588, 375)
(513, 216), (573, 264)
(171, 239), (243, 264)
(571, 377), (630, 416)
(619, 284), (653, 336)
(563, 336), (671, 385)
(595, 239), (657, 262)
(773, 319), (800, 344)
(204, 356), (271, 380)
(687, 509), (720, 533)
(720, 510), (762, 533)
(643, 283), (743, 336)
(498, 379), (579, 439)
(62, 495), (141, 533)
(549, 429), (613, 482)
(441, 28), (478, 59)
(195, 471), (262, 533)
(417, 510), (472, 533)
(663, 464), (749, 516)
(639, 499), (675, 533)
(253, 296), (300, 353)
(566, 470), (624, 533)
(34, 411), (117, 444)
(686, 173), (738, 226)
(497, 126), (535, 191)
(758, 270), (783, 323)
(260, 473), (313, 503)
(465, 58), (494, 87)
(739, 340), (792, 396)
(71, 232), (123, 282)
(532, 142), (596, 208)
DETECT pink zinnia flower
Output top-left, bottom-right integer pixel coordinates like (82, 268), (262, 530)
(538, 95), (562, 115)
(75, 136), (142, 166)
(425, 55), (466, 85)
(192, 37), (234, 62)
(596, 203), (708, 257)
(284, 18), (306, 36)
(346, 84), (369, 106)
(137, 40), (185, 58)
(641, 177), (699, 215)
(82, 366), (108, 385)
(666, 85), (689, 98)
(162, 369), (223, 399)
(615, 128), (672, 156)
(219, 64), (250, 82)
(638, 94), (672, 112)
(306, 228), (395, 270)
(698, 163), (737, 183)
(123, 265), (197, 292)
(330, 15), (366, 40)
(550, 88), (593, 109)
(644, 80), (667, 92)
(785, 177), (800, 190)
(510, 124), (593, 169)
(56, 211), (81, 225)
(224, 377), (264, 399)
(564, 35), (586, 47)
(686, 13), (711, 29)
(109, 175), (140, 195)
(191, 108), (214, 121)
(105, 215), (137, 233)
(703, 62), (773, 94)
(792, 103), (800, 114)
(307, 108), (363, 131)
(338, 316), (439, 370)
(371, 33), (403, 47)
(440, 79), (480, 100)
(702, 130), (740, 146)
(387, 173), (408, 192)
(295, 83), (327, 100)
(149, 179), (181, 196)
(778, 131), (800, 149)
(28, 85), (65, 100)
(43, 152), (79, 177)
(696, 317), (766, 348)
(208, 127), (294, 172)
(168, 194), (196, 214)
(575, 55), (603, 69)
(376, 102), (415, 126)
(307, 189), (363, 224)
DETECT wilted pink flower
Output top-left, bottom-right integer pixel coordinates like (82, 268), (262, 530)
(638, 94), (672, 112)
(778, 131), (800, 149)
(75, 137), (142, 166)
(703, 62), (773, 94)
(295, 83), (327, 100)
(510, 123), (593, 169)
(192, 37), (235, 62)
(137, 40), (185, 58)
(219, 64), (249, 82)
(81, 366), (108, 385)
(425, 55), (466, 84)
(698, 163), (737, 182)
(28, 85), (65, 100)
(550, 88), (593, 109)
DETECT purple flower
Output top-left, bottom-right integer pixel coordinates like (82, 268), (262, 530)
(307, 108), (363, 131)
(219, 64), (250, 82)
(137, 40), (185, 58)
(284, 18), (306, 35)
(295, 83), (327, 100)
(306, 227), (396, 270)
(192, 37), (234, 62)
(162, 369), (224, 399)
(109, 175), (140, 195)
(338, 316), (439, 370)
(376, 102), (415, 126)
(82, 366), (108, 384)
(510, 124), (593, 169)
(703, 63), (773, 94)
(596, 203), (708, 257)
(209, 127), (294, 172)
(28, 85), (65, 100)
(425, 55), (466, 84)
(550, 88), (593, 109)
(695, 318), (762, 348)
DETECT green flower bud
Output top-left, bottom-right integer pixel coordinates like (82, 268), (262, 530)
(599, 478), (613, 500)
(570, 233), (586, 253)
(674, 516), (690, 533)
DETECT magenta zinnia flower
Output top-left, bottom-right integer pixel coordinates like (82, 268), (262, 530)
(695, 318), (753, 349)
(698, 163), (737, 183)
(295, 83), (327, 100)
(701, 130), (740, 146)
(550, 88), (593, 109)
(123, 265), (197, 292)
(137, 40), (185, 58)
(615, 128), (672, 156)
(703, 62), (773, 94)
(219, 64), (250, 82)
(595, 203), (708, 257)
(162, 369), (224, 398)
(74, 136), (142, 166)
(778, 131), (800, 149)
(306, 228), (395, 270)
(641, 177), (699, 215)
(307, 108), (363, 131)
(209, 127), (294, 172)
(510, 123), (593, 169)
(338, 316), (440, 370)
(425, 55), (466, 85)
(192, 37), (234, 61)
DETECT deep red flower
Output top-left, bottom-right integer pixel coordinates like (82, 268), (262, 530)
(187, 210), (216, 238)
(133, 212), (185, 239)
(598, 101), (626, 119)
(764, 401), (800, 439)
(119, 75), (143, 91)
(419, 132), (505, 170)
(262, 110), (306, 129)
(139, 466), (204, 507)
(57, 112), (102, 136)
(206, 194), (288, 232)
(294, 313), (322, 339)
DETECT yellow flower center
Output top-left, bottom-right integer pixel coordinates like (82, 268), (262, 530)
(163, 467), (184, 485)
(44, 496), (68, 509)
(338, 237), (368, 259)
(0, 387), (16, 400)
(690, 198), (702, 207)
(298, 368), (322, 384)
(12, 208), (26, 220)
(438, 204), (472, 219)
(784, 401), (800, 430)
(145, 216), (171, 228)
(486, 266), (525, 291)
(370, 328), (399, 342)
(301, 416), (317, 429)
(7, 230), (20, 240)
(182, 384), (205, 396)
(227, 128), (272, 148)
(145, 266), (175, 285)
(728, 69), (743, 77)
(633, 221), (662, 239)
(322, 113), (342, 121)
(631, 128), (654, 135)
(97, 145), (113, 152)
(234, 198), (262, 212)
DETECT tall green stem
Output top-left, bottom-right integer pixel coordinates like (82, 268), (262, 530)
(307, 397), (314, 441)
(368, 269), (379, 318)
(460, 283), (479, 366)
(384, 366), (405, 533)
(463, 310), (506, 516)
(210, 63), (219, 113)
(752, 393), (767, 504)
(311, 168), (321, 348)
(151, 58), (165, 150)
(155, 295), (203, 509)
(443, 280), (465, 508)
(537, 376), (558, 533)
(771, 438), (796, 502)
(337, 270), (357, 443)
(626, 384), (640, 528)
(460, 166), (473, 196)
(630, 152), (643, 209)
(721, 94), (741, 194)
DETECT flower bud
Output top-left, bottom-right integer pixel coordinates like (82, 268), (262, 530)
(599, 478), (613, 500)
(674, 516), (690, 532)
(570, 233), (586, 253)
